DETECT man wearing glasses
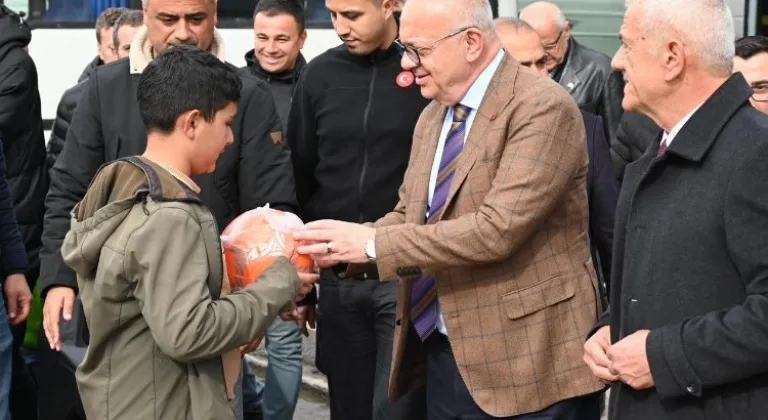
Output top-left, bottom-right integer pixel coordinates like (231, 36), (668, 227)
(285, 0), (428, 418)
(520, 1), (624, 148)
(734, 35), (768, 113)
(292, 0), (605, 417)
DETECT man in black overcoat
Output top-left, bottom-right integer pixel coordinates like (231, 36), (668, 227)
(584, 1), (768, 419)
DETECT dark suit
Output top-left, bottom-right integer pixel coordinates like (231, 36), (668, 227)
(594, 74), (768, 420)
(582, 111), (619, 302)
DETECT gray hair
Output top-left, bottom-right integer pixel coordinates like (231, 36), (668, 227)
(631, 0), (734, 76)
(459, 0), (495, 32)
(519, 2), (568, 30)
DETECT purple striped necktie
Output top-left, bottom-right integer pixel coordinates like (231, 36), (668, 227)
(657, 133), (669, 157)
(410, 103), (472, 341)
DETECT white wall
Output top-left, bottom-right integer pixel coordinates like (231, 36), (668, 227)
(29, 27), (340, 122)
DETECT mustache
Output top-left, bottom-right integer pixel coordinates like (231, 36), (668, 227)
(168, 39), (198, 47)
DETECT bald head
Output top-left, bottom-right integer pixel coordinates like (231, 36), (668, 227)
(519, 1), (570, 71)
(495, 17), (548, 76)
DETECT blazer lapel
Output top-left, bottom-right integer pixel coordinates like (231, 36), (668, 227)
(408, 105), (446, 225)
(431, 54), (518, 222)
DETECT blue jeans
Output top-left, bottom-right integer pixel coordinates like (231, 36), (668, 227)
(263, 318), (302, 420)
(241, 317), (302, 420)
(0, 288), (12, 420)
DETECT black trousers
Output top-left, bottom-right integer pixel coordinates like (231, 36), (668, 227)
(316, 270), (426, 420)
(426, 333), (602, 420)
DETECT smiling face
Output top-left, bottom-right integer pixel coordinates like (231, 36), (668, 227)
(253, 12), (306, 73)
(398, 2), (481, 105)
(144, 0), (216, 54)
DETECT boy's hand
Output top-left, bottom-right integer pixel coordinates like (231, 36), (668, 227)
(43, 286), (76, 351)
(296, 272), (318, 299)
(240, 336), (263, 355)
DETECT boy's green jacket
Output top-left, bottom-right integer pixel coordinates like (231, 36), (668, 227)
(61, 157), (299, 420)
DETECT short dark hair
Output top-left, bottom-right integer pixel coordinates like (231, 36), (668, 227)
(137, 45), (242, 135)
(253, 0), (306, 33)
(95, 7), (128, 43)
(112, 10), (144, 50)
(735, 36), (768, 60)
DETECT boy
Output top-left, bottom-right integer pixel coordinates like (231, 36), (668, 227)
(60, 45), (314, 420)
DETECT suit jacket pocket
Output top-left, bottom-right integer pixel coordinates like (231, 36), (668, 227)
(500, 274), (575, 320)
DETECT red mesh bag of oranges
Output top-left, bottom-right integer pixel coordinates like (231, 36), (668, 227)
(221, 206), (313, 290)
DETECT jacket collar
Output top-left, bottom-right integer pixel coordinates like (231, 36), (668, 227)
(661, 73), (753, 162)
(244, 50), (306, 83)
(558, 38), (586, 93)
(129, 25), (227, 74)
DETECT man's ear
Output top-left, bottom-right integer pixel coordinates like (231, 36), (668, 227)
(180, 109), (202, 139)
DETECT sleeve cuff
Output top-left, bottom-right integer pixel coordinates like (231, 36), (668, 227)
(646, 323), (703, 400)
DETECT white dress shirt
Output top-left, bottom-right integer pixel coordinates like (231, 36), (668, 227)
(427, 49), (505, 336)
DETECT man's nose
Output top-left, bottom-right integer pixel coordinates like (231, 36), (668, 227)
(334, 19), (351, 38)
(401, 53), (416, 71)
(173, 22), (191, 41)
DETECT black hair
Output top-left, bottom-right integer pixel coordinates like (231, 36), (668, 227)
(735, 36), (768, 60)
(112, 10), (143, 50)
(137, 45), (242, 135)
(253, 0), (306, 33)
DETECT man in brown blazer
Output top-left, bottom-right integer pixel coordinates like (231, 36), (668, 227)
(294, 0), (604, 417)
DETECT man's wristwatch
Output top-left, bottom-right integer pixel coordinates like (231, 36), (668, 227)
(365, 238), (377, 263)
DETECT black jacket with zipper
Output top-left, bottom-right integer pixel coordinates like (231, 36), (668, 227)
(241, 50), (306, 131)
(0, 5), (48, 285)
(286, 43), (430, 225)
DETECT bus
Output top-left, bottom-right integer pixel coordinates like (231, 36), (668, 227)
(1, 0), (764, 129)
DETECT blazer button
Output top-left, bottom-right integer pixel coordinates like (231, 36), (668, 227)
(338, 272), (346, 279)
(685, 384), (697, 394)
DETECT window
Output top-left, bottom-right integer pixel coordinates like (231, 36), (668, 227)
(21, 0), (138, 22)
(16, 0), (333, 26)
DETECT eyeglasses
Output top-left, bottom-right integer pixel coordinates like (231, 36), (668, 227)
(542, 29), (564, 51)
(752, 83), (768, 102)
(395, 26), (474, 67)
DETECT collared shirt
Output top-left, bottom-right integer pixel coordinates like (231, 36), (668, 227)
(427, 49), (505, 336)
(662, 103), (703, 147)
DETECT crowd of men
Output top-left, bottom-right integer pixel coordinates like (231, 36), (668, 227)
(0, 0), (768, 419)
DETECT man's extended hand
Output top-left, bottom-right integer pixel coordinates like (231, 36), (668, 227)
(583, 325), (619, 384)
(294, 220), (375, 265)
(606, 329), (654, 390)
(43, 286), (76, 351)
(4, 274), (31, 326)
